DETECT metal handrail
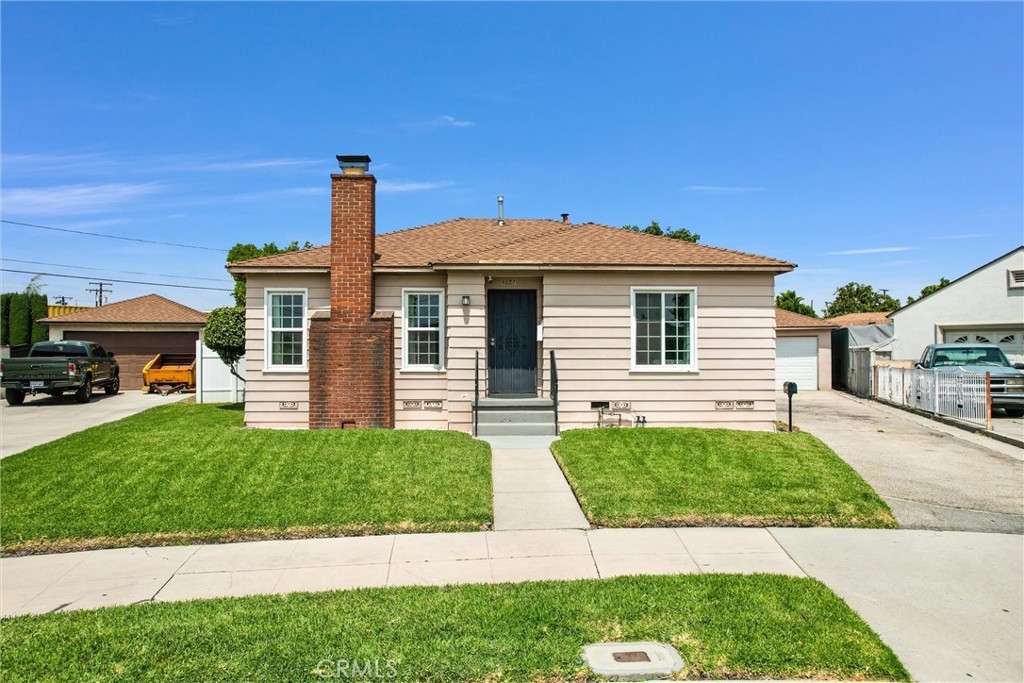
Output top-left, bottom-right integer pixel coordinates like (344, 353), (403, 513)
(550, 349), (559, 436)
(473, 350), (480, 437)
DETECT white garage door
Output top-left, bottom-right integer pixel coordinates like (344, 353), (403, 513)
(777, 337), (818, 391)
(943, 329), (1024, 364)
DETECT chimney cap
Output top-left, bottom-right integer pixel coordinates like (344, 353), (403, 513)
(561, 213), (570, 224)
(336, 155), (371, 174)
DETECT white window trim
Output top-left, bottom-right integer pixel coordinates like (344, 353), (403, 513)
(263, 288), (308, 373)
(629, 286), (699, 373)
(401, 287), (446, 372)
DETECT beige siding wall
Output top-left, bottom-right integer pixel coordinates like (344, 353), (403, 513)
(541, 271), (777, 430)
(776, 328), (833, 390)
(375, 273), (449, 429)
(243, 272), (329, 428)
(243, 268), (780, 432)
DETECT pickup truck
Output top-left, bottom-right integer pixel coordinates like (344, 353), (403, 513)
(1, 340), (120, 406)
(916, 343), (1024, 417)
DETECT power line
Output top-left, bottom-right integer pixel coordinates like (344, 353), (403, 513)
(0, 268), (233, 292)
(1, 219), (228, 252)
(2, 258), (231, 283)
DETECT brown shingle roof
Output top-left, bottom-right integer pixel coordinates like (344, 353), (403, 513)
(38, 294), (207, 325)
(825, 311), (893, 328)
(775, 308), (836, 329)
(228, 219), (794, 271)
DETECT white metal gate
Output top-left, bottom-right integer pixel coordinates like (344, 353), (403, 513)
(196, 340), (245, 404)
(873, 365), (990, 428)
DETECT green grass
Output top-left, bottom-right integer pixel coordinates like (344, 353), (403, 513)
(0, 403), (492, 554)
(0, 574), (909, 682)
(552, 427), (895, 528)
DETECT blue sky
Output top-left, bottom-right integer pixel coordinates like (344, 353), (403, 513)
(2, 2), (1021, 313)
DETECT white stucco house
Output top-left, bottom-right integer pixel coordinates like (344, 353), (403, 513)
(889, 246), (1024, 363)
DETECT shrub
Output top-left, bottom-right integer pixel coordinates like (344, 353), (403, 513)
(8, 294), (30, 347)
(204, 307), (246, 381)
(30, 294), (49, 344)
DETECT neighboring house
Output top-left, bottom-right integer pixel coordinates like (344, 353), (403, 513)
(826, 311), (893, 328)
(227, 155), (795, 433)
(889, 246), (1024, 364)
(39, 294), (207, 389)
(774, 308), (836, 391)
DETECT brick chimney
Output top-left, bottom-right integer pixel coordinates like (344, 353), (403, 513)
(331, 155), (376, 322)
(308, 154), (395, 430)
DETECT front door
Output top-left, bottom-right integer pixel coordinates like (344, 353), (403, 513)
(488, 290), (537, 396)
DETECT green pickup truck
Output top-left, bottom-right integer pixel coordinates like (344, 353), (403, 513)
(1, 340), (120, 406)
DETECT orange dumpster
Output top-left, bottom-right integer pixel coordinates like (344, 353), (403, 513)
(141, 353), (196, 394)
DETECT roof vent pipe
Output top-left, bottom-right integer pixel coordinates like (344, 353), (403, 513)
(561, 213), (569, 224)
(497, 195), (505, 226)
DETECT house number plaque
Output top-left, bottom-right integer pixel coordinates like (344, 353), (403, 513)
(499, 279), (517, 286)
(279, 401), (298, 410)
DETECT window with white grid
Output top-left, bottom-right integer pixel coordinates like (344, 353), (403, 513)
(403, 289), (445, 370)
(266, 290), (306, 370)
(631, 288), (697, 371)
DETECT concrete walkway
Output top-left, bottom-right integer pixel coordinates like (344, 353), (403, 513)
(485, 436), (589, 530)
(0, 527), (803, 617)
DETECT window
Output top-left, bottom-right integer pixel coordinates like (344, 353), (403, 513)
(266, 290), (306, 370)
(403, 289), (444, 370)
(631, 287), (697, 371)
(1000, 334), (1016, 344)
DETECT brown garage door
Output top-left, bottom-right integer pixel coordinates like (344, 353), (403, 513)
(62, 331), (199, 390)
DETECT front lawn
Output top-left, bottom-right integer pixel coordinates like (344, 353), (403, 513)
(0, 574), (909, 682)
(0, 403), (492, 554)
(552, 427), (895, 528)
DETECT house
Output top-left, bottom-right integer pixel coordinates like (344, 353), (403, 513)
(888, 246), (1024, 364)
(774, 308), (836, 391)
(826, 311), (893, 328)
(39, 294), (207, 390)
(227, 155), (795, 433)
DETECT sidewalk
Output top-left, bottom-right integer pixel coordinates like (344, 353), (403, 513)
(3, 529), (1020, 682)
(1, 527), (803, 617)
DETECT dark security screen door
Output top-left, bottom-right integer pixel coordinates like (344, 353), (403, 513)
(488, 290), (537, 396)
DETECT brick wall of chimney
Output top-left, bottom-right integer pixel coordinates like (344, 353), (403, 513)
(309, 169), (395, 429)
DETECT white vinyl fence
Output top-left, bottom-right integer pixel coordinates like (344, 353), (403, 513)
(196, 340), (245, 404)
(872, 365), (991, 428)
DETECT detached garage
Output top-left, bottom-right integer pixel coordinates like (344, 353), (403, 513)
(39, 294), (207, 390)
(775, 308), (837, 391)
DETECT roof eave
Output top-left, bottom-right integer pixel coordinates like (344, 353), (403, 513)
(430, 262), (795, 273)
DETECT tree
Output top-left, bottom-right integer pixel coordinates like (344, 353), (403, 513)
(823, 282), (901, 319)
(906, 277), (951, 304)
(227, 240), (313, 307)
(775, 290), (817, 318)
(623, 220), (700, 243)
(204, 307), (246, 382)
(0, 293), (11, 346)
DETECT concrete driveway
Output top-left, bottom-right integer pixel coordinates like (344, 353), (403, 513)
(0, 391), (187, 458)
(780, 391), (1024, 533)
(774, 528), (1023, 683)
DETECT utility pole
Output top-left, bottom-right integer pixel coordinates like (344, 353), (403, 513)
(86, 282), (112, 307)
(880, 288), (889, 296)
(53, 295), (71, 305)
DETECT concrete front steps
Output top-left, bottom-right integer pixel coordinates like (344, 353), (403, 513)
(476, 397), (556, 436)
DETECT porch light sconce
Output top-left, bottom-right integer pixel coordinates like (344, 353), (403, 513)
(461, 295), (471, 306)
